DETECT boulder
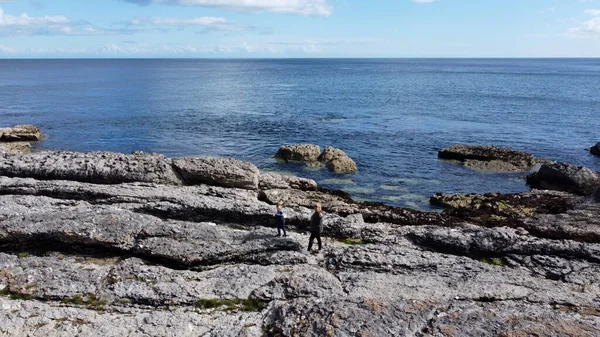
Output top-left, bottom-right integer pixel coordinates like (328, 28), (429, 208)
(0, 124), (43, 142)
(526, 162), (600, 196)
(258, 172), (317, 191)
(274, 144), (321, 162)
(0, 150), (182, 185)
(172, 156), (260, 190)
(318, 146), (357, 173)
(590, 142), (600, 156)
(438, 145), (544, 172)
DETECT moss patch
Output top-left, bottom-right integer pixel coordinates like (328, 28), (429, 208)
(339, 238), (365, 245)
(479, 257), (505, 267)
(0, 287), (33, 300)
(195, 298), (267, 312)
(61, 293), (108, 309)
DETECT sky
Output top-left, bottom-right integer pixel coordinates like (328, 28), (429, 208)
(0, 0), (599, 58)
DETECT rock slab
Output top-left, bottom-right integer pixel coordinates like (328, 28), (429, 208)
(172, 156), (260, 190)
(527, 162), (600, 196)
(438, 144), (544, 172)
(0, 125), (43, 142)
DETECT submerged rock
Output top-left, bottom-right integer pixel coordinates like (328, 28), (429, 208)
(274, 144), (321, 162)
(526, 162), (600, 196)
(172, 156), (260, 190)
(0, 124), (43, 142)
(318, 146), (357, 173)
(438, 144), (546, 172)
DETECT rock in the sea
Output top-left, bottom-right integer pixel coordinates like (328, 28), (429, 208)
(590, 142), (600, 156)
(526, 162), (600, 196)
(172, 156), (259, 190)
(438, 144), (544, 172)
(0, 142), (31, 154)
(274, 144), (321, 162)
(0, 150), (183, 185)
(259, 172), (317, 191)
(0, 124), (43, 142)
(318, 146), (357, 173)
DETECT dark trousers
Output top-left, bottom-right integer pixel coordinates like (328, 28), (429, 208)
(277, 224), (287, 236)
(308, 232), (322, 251)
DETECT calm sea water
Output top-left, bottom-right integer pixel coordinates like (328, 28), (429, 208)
(1, 59), (599, 210)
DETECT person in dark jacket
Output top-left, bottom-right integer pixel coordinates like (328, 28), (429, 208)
(307, 203), (323, 252)
(274, 203), (287, 237)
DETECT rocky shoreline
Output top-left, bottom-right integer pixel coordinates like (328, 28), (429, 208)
(1, 127), (600, 336)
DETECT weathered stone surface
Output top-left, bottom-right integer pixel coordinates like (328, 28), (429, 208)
(0, 124), (43, 142)
(527, 162), (600, 196)
(259, 172), (317, 191)
(590, 142), (600, 156)
(274, 144), (321, 162)
(431, 190), (576, 228)
(172, 156), (259, 190)
(318, 146), (357, 173)
(438, 145), (546, 172)
(0, 142), (31, 154)
(0, 150), (182, 185)
(1, 148), (600, 336)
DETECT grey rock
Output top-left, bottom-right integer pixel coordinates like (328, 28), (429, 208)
(259, 172), (317, 191)
(274, 144), (321, 162)
(438, 144), (545, 172)
(172, 156), (259, 190)
(0, 142), (31, 154)
(318, 146), (358, 173)
(1, 148), (600, 336)
(0, 124), (43, 142)
(527, 162), (600, 196)
(0, 150), (182, 185)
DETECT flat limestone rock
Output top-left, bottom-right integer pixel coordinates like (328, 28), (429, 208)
(0, 124), (43, 142)
(0, 142), (31, 154)
(438, 144), (546, 172)
(172, 156), (260, 190)
(0, 150), (182, 185)
(258, 172), (317, 191)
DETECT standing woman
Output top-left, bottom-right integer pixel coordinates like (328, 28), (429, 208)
(308, 203), (323, 252)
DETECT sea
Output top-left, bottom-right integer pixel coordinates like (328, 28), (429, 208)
(1, 58), (599, 210)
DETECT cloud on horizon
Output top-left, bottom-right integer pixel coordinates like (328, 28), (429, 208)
(565, 9), (600, 38)
(120, 0), (332, 16)
(129, 15), (249, 32)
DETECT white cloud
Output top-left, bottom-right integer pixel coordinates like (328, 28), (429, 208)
(565, 11), (600, 38)
(0, 7), (68, 26)
(131, 15), (248, 32)
(0, 7), (166, 36)
(122, 0), (332, 16)
(412, 0), (438, 3)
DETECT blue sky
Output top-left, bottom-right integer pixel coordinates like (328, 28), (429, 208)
(0, 0), (599, 58)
